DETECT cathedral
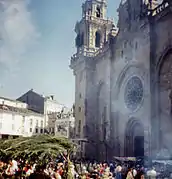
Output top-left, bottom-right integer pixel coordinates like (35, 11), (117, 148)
(70, 0), (172, 161)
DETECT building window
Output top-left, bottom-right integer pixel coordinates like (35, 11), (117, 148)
(40, 129), (43, 133)
(95, 31), (101, 47)
(124, 76), (144, 111)
(41, 120), (43, 128)
(121, 50), (123, 58)
(78, 120), (81, 133)
(78, 107), (81, 112)
(35, 128), (38, 133)
(52, 128), (55, 134)
(96, 6), (101, 18)
(135, 41), (138, 49)
(22, 116), (25, 124)
(79, 93), (82, 98)
(30, 128), (32, 132)
(30, 119), (33, 126)
(44, 129), (48, 134)
(80, 33), (84, 46)
(36, 120), (38, 127)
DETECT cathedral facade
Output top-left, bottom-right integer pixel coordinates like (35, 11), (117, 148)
(70, 0), (172, 161)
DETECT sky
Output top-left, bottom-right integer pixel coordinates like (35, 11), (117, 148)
(0, 0), (120, 107)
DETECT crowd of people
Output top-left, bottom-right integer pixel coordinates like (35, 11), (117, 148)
(0, 157), (160, 179)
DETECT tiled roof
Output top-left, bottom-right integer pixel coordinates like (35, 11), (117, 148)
(0, 104), (43, 116)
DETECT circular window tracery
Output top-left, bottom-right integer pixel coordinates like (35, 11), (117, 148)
(124, 76), (144, 111)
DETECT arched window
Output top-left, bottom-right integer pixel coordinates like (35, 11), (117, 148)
(95, 31), (101, 47)
(96, 6), (101, 18)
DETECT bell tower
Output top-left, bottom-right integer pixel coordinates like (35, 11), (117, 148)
(75, 0), (113, 53)
(70, 0), (114, 154)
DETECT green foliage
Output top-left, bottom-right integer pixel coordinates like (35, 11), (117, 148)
(0, 134), (76, 163)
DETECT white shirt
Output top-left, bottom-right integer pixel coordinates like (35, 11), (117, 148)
(133, 169), (137, 177)
(115, 165), (122, 173)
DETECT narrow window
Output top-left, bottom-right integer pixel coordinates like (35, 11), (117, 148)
(52, 128), (55, 134)
(135, 41), (138, 50)
(35, 128), (38, 133)
(36, 120), (38, 127)
(121, 50), (124, 58)
(78, 120), (81, 133)
(95, 31), (101, 47)
(41, 120), (43, 128)
(80, 33), (84, 46)
(96, 6), (101, 18)
(30, 119), (33, 126)
(78, 107), (81, 112)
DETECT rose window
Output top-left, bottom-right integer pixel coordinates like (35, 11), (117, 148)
(124, 76), (144, 111)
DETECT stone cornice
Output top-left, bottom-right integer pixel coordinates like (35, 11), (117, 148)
(70, 42), (111, 71)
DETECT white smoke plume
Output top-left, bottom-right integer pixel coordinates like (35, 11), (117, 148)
(0, 0), (40, 71)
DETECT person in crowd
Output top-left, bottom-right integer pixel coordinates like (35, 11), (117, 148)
(132, 167), (137, 179)
(126, 168), (134, 179)
(29, 164), (51, 179)
(115, 163), (122, 179)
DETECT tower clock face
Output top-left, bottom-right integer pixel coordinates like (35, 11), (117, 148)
(124, 76), (144, 111)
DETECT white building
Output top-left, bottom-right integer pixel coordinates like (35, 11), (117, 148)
(54, 107), (75, 138)
(44, 95), (64, 133)
(0, 97), (44, 139)
(17, 89), (75, 135)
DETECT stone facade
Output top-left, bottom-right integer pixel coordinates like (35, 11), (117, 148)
(70, 0), (172, 160)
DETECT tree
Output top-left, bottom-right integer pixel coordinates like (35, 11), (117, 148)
(0, 134), (76, 163)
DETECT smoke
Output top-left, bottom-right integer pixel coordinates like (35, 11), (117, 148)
(0, 0), (40, 72)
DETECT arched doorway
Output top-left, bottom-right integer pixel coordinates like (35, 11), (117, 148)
(125, 119), (144, 157)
